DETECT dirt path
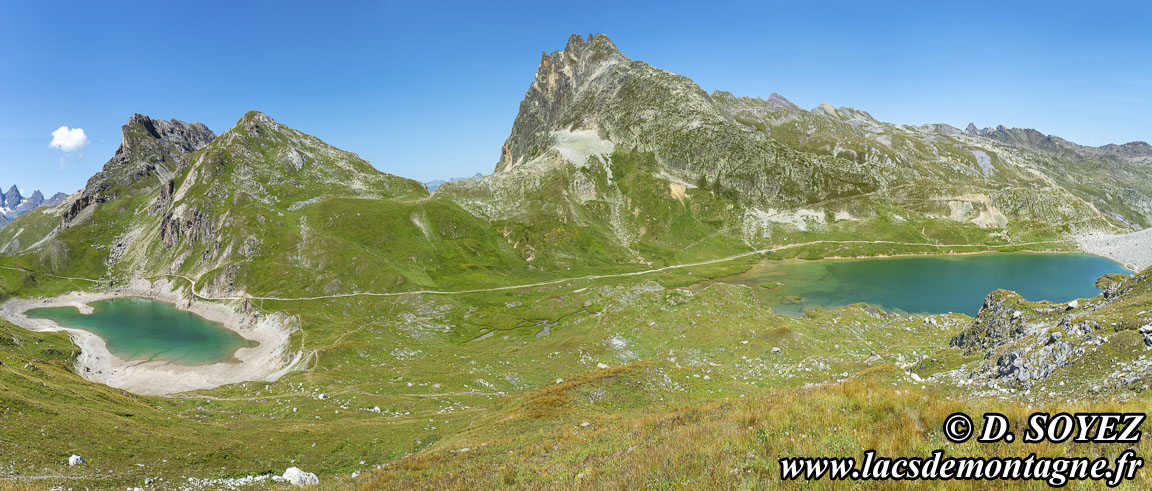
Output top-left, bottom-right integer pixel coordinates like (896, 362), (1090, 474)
(0, 264), (102, 283)
(164, 239), (1065, 302)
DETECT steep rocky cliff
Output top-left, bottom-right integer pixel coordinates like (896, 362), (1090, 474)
(61, 114), (216, 226)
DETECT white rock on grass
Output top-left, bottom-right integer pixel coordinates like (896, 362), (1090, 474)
(596, 363), (609, 369)
(771, 347), (781, 353)
(1138, 325), (1152, 347)
(1067, 300), (1079, 310)
(283, 467), (319, 487)
(68, 455), (85, 466)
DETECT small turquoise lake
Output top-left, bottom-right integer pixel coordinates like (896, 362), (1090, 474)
(717, 253), (1129, 316)
(26, 297), (254, 364)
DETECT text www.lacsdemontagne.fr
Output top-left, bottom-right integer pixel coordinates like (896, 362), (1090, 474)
(779, 450), (1143, 486)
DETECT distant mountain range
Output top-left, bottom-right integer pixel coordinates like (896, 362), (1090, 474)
(0, 186), (67, 228)
(424, 173), (484, 191)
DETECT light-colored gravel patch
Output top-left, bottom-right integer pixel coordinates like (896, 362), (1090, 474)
(1075, 228), (1152, 272)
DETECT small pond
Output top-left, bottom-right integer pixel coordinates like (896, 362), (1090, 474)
(26, 297), (254, 364)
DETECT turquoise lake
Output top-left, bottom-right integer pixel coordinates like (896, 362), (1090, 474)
(717, 253), (1130, 316)
(26, 297), (254, 365)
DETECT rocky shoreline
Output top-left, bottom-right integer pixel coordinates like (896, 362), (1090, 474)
(0, 279), (307, 396)
(1075, 229), (1152, 272)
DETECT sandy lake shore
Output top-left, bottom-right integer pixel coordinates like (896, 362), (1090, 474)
(0, 279), (308, 396)
(1075, 229), (1152, 272)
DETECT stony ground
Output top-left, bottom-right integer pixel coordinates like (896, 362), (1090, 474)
(1076, 228), (1152, 271)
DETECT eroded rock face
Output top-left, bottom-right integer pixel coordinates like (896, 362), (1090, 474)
(159, 206), (215, 248)
(62, 114), (215, 226)
(496, 34), (629, 172)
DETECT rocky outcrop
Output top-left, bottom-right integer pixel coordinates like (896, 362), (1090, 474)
(948, 271), (1152, 392)
(61, 114), (215, 226)
(991, 338), (1081, 386)
(950, 290), (1033, 350)
(949, 290), (1092, 389)
(159, 206), (215, 248)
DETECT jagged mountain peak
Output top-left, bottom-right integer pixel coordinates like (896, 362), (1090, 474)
(60, 113), (216, 226)
(0, 185), (67, 228)
(496, 34), (632, 172)
(557, 33), (623, 61)
(960, 122), (1150, 164)
(489, 33), (886, 206)
(118, 113), (215, 156)
(536, 33), (627, 82)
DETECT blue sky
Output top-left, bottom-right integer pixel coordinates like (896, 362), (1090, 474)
(1, 0), (1150, 195)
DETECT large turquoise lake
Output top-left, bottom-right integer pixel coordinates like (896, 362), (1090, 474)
(26, 297), (254, 364)
(717, 253), (1129, 316)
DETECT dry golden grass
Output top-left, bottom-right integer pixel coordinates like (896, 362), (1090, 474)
(366, 364), (1152, 489)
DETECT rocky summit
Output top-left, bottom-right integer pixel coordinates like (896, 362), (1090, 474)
(61, 114), (216, 227)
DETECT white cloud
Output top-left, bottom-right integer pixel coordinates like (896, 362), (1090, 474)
(49, 126), (89, 152)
